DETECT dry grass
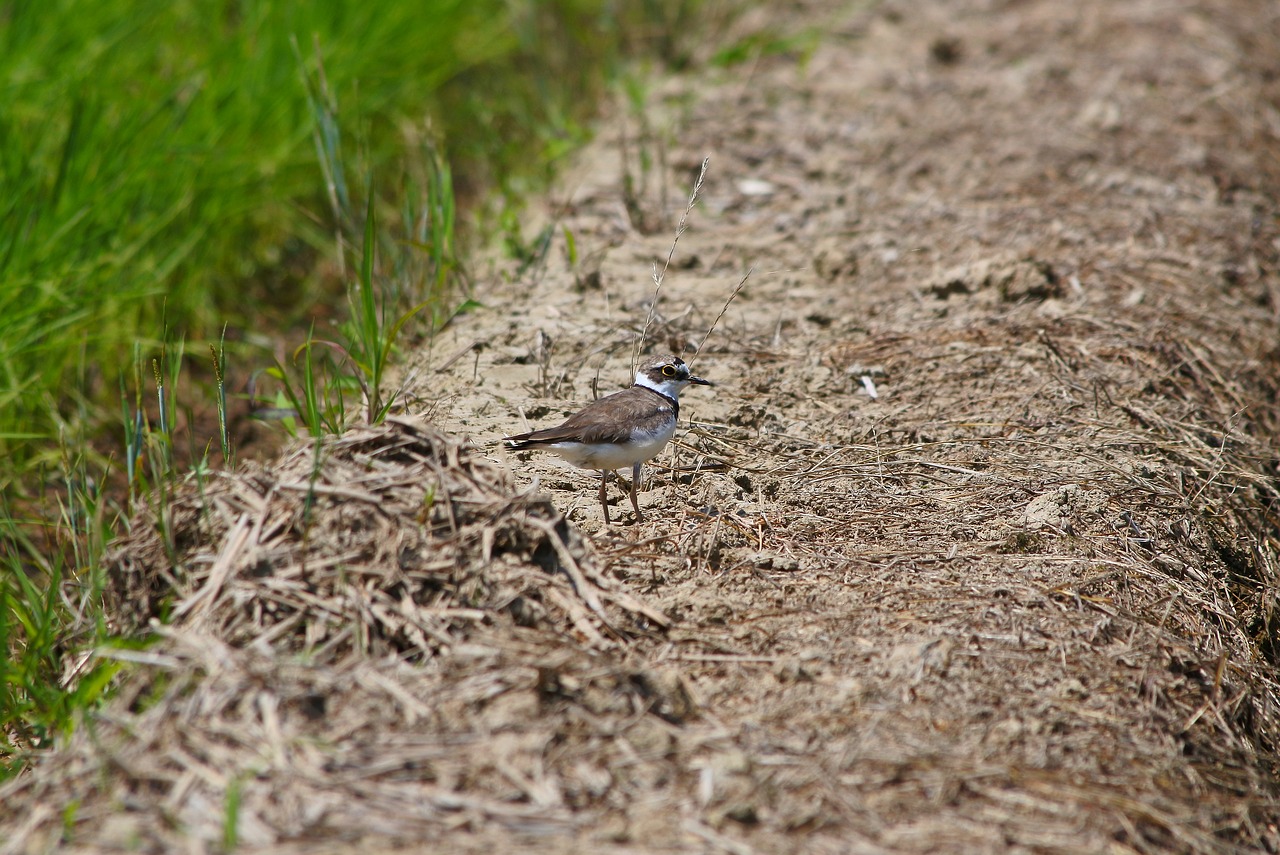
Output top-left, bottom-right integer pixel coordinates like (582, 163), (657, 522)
(106, 417), (668, 655)
(4, 419), (686, 852)
(4, 0), (1280, 852)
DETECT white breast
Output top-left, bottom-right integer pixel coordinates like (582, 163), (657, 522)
(544, 421), (676, 471)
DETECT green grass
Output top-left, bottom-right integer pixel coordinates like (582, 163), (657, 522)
(0, 0), (736, 779)
(1, 471), (123, 771)
(0, 0), (713, 478)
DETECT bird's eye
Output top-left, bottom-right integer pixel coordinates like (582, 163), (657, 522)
(661, 365), (676, 377)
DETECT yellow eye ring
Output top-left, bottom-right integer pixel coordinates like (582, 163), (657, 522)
(661, 364), (677, 377)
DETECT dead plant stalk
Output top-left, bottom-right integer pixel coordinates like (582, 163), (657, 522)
(635, 155), (709, 371)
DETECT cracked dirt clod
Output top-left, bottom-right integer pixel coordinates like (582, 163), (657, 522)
(1022, 484), (1109, 533)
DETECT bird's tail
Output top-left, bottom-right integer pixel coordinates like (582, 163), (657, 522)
(502, 433), (536, 449)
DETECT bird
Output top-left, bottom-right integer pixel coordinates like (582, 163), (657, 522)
(503, 354), (712, 523)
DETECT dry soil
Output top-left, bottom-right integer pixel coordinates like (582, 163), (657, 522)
(4, 1), (1280, 853)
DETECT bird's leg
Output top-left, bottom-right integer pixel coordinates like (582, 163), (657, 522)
(630, 462), (644, 522)
(598, 470), (612, 524)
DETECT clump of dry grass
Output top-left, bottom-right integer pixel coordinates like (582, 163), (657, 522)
(0, 418), (695, 852)
(0, 624), (703, 852)
(105, 416), (667, 659)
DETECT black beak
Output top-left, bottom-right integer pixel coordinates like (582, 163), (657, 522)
(688, 374), (713, 387)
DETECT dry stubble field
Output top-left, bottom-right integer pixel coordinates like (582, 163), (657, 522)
(4, 1), (1280, 853)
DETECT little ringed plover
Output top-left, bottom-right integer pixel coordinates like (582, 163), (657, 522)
(503, 354), (712, 523)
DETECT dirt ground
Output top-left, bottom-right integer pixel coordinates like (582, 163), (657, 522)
(5, 0), (1280, 852)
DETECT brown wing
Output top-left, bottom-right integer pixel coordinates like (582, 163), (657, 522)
(504, 387), (674, 447)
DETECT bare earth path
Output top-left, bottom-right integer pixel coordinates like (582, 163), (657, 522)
(4, 1), (1280, 853)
